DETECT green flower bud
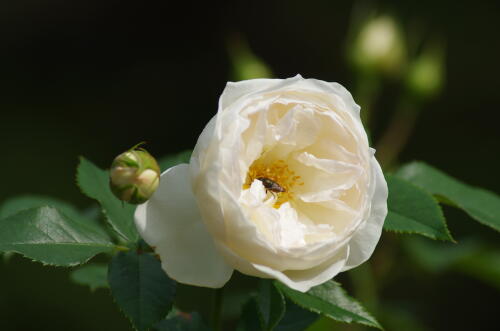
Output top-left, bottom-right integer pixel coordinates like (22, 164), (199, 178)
(227, 35), (273, 81)
(110, 147), (161, 204)
(349, 15), (407, 76)
(405, 42), (445, 99)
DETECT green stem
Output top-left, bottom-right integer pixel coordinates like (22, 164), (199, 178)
(114, 245), (130, 252)
(375, 96), (420, 169)
(212, 287), (224, 331)
(355, 72), (381, 129)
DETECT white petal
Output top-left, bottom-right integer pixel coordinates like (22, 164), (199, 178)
(134, 164), (233, 287)
(190, 115), (217, 178)
(295, 78), (362, 118)
(342, 157), (388, 270)
(252, 245), (349, 292)
(219, 75), (303, 110)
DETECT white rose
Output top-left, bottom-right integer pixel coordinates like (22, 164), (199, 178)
(135, 75), (388, 292)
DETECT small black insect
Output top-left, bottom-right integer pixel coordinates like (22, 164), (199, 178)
(257, 177), (286, 193)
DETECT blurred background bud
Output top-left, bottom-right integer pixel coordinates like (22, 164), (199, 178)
(227, 34), (273, 81)
(348, 14), (407, 77)
(405, 41), (445, 100)
(109, 146), (160, 204)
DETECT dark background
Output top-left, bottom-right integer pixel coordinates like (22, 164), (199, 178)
(1, 1), (499, 330)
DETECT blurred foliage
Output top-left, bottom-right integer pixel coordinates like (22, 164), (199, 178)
(228, 35), (273, 81)
(1, 0), (500, 330)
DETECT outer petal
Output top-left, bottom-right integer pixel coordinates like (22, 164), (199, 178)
(219, 75), (303, 111)
(215, 241), (349, 292)
(134, 164), (233, 287)
(342, 157), (388, 270)
(252, 245), (349, 292)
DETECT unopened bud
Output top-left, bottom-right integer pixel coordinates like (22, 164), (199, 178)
(227, 35), (273, 81)
(405, 42), (445, 99)
(349, 15), (406, 76)
(110, 146), (160, 204)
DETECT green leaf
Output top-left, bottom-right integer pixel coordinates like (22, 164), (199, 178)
(0, 195), (80, 220)
(384, 175), (454, 241)
(71, 264), (109, 291)
(404, 236), (500, 290)
(0, 206), (116, 266)
(77, 157), (138, 242)
(154, 311), (210, 331)
(108, 250), (176, 331)
(397, 162), (500, 232)
(275, 301), (318, 331)
(158, 150), (192, 172)
(256, 280), (286, 331)
(275, 280), (382, 330)
(237, 298), (262, 331)
(403, 237), (478, 273)
(0, 195), (105, 233)
(457, 250), (500, 291)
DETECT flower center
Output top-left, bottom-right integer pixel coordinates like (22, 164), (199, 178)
(244, 159), (303, 208)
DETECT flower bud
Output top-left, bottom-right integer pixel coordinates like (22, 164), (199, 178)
(227, 35), (273, 81)
(349, 15), (406, 76)
(405, 42), (445, 99)
(110, 147), (160, 204)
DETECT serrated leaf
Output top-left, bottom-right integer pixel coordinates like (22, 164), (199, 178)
(108, 250), (176, 331)
(154, 311), (210, 331)
(396, 162), (500, 232)
(275, 280), (382, 330)
(77, 157), (138, 242)
(384, 175), (454, 241)
(0, 206), (116, 266)
(274, 300), (318, 331)
(71, 264), (109, 291)
(158, 150), (192, 172)
(0, 195), (105, 234)
(256, 280), (286, 331)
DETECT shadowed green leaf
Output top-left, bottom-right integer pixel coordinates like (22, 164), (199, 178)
(403, 237), (478, 273)
(154, 311), (210, 331)
(256, 280), (286, 330)
(384, 175), (453, 241)
(158, 150), (192, 172)
(457, 250), (500, 290)
(275, 300), (318, 331)
(275, 280), (382, 329)
(405, 236), (500, 290)
(0, 206), (116, 266)
(71, 264), (109, 291)
(109, 250), (176, 331)
(77, 157), (138, 242)
(237, 298), (262, 331)
(397, 162), (500, 232)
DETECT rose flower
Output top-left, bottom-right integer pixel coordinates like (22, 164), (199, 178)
(135, 75), (388, 292)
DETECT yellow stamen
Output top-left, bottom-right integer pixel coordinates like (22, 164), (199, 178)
(243, 159), (303, 208)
